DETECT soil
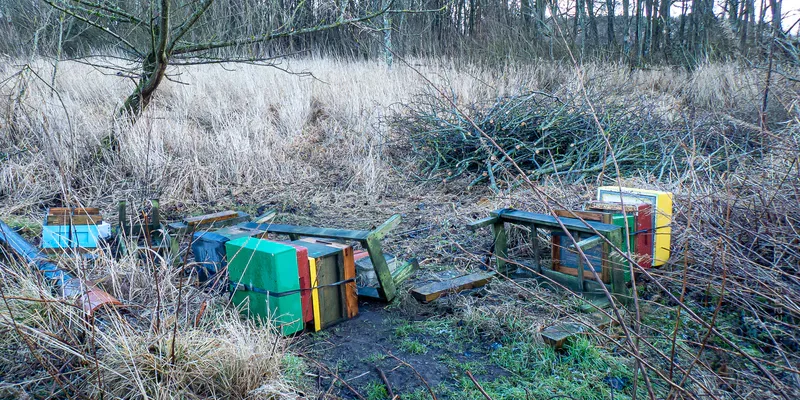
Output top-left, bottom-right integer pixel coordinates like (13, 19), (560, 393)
(297, 298), (509, 399)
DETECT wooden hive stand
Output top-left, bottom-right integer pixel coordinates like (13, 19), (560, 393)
(468, 208), (630, 303)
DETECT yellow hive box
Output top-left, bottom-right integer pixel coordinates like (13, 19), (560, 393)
(597, 186), (673, 267)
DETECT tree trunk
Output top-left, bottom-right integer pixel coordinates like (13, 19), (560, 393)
(607, 0), (616, 47)
(112, 0), (171, 151)
(770, 0), (782, 37)
(383, 0), (393, 68)
(587, 0), (601, 51)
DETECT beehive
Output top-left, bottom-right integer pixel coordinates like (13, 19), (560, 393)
(586, 201), (654, 269)
(551, 213), (634, 282)
(41, 208), (102, 250)
(291, 240), (354, 331)
(597, 187), (673, 266)
(277, 242), (313, 324)
(191, 225), (264, 282)
(298, 238), (358, 320)
(225, 237), (304, 335)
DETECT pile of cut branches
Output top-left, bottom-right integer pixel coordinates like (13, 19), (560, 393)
(394, 90), (748, 189)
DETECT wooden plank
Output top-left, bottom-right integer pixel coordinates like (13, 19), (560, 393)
(72, 207), (100, 215)
(541, 323), (585, 349)
(587, 201), (643, 212)
(184, 210), (239, 227)
(46, 215), (103, 225)
(392, 259), (419, 284)
(569, 235), (604, 251)
(467, 216), (499, 231)
(410, 272), (495, 302)
(542, 312), (616, 349)
(372, 215), (401, 241)
(364, 234), (397, 301)
(48, 208), (71, 216)
(342, 246), (358, 318)
(492, 209), (621, 234)
(491, 219), (508, 274)
(554, 209), (612, 223)
(242, 222), (370, 241)
(253, 210), (277, 224)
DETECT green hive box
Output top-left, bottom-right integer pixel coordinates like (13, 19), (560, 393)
(225, 236), (303, 336)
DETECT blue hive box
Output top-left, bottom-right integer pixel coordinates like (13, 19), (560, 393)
(41, 208), (102, 250)
(191, 225), (264, 282)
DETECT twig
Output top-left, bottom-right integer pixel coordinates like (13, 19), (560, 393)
(376, 366), (395, 398)
(387, 353), (437, 400)
(302, 356), (366, 400)
(465, 370), (493, 400)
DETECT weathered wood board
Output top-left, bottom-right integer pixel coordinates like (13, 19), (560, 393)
(184, 210), (240, 227)
(541, 323), (585, 349)
(410, 272), (495, 303)
(46, 215), (103, 225)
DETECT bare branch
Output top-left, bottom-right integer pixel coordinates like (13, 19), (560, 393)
(42, 0), (144, 57)
(168, 0), (214, 53)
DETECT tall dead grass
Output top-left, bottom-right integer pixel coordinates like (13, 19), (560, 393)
(0, 57), (782, 212)
(0, 248), (296, 399)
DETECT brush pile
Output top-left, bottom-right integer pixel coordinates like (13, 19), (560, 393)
(395, 89), (764, 189)
(396, 91), (664, 187)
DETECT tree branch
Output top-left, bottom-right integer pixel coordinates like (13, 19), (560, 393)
(70, 0), (144, 25)
(43, 0), (144, 57)
(168, 0), (214, 53)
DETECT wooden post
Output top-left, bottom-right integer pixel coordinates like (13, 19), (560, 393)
(490, 220), (508, 274)
(150, 200), (160, 231)
(531, 224), (541, 274)
(607, 229), (630, 304)
(118, 201), (128, 237)
(576, 233), (585, 293)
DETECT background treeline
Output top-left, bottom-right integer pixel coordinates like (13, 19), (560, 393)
(0, 0), (797, 67)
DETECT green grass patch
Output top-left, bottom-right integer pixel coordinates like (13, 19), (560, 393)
(400, 339), (429, 354)
(364, 380), (389, 400)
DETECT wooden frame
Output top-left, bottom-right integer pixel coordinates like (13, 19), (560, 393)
(551, 209), (612, 282)
(469, 209), (629, 302)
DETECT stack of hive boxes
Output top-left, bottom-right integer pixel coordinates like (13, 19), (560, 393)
(551, 187), (673, 282)
(223, 235), (358, 335)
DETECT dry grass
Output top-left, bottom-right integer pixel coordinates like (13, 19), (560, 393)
(0, 247), (296, 399)
(0, 57), (783, 212)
